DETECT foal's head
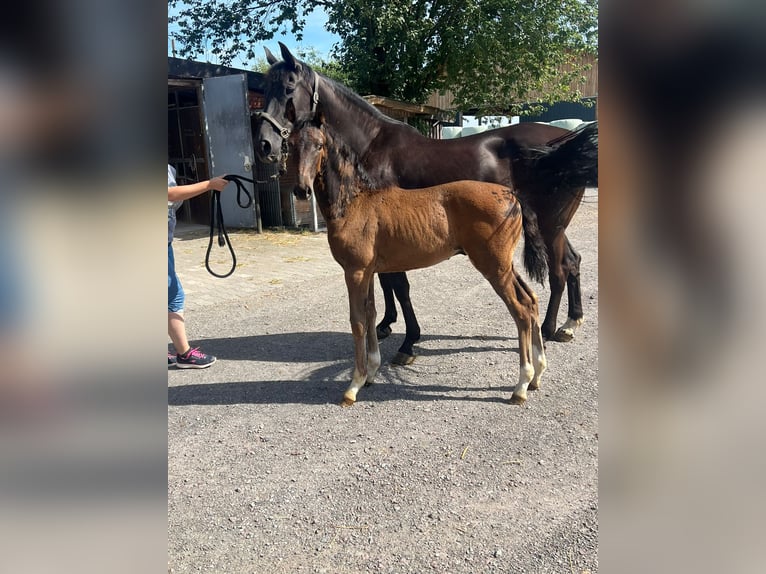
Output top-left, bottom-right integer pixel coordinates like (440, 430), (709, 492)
(290, 110), (375, 220)
(290, 117), (327, 200)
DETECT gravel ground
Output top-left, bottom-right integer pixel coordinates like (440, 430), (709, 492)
(168, 189), (598, 573)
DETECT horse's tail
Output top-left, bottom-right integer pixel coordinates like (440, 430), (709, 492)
(520, 200), (548, 284)
(523, 121), (599, 190)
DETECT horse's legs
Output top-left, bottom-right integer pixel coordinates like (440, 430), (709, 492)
(556, 237), (584, 341)
(541, 232), (567, 341)
(389, 273), (421, 366)
(537, 180), (585, 342)
(472, 244), (546, 404)
(364, 280), (381, 387)
(505, 271), (547, 403)
(375, 273), (398, 340)
(515, 271), (547, 393)
(342, 270), (375, 407)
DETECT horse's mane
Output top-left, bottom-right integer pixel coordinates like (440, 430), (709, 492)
(265, 58), (420, 133)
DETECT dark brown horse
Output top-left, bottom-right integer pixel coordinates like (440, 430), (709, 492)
(255, 43), (598, 364)
(291, 114), (547, 406)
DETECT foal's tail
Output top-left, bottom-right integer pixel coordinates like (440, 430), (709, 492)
(524, 121), (599, 190)
(520, 201), (549, 285)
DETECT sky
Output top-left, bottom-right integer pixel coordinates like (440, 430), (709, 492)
(167, 4), (340, 69)
(282, 9), (340, 61)
(166, 3), (510, 125)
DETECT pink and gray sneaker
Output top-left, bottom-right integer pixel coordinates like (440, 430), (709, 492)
(175, 347), (216, 369)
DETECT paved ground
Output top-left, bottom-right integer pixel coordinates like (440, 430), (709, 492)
(168, 189), (598, 573)
(171, 225), (340, 311)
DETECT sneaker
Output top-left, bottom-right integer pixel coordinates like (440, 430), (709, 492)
(176, 347), (216, 369)
(168, 353), (177, 366)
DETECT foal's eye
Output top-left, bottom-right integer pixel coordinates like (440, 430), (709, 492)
(315, 143), (323, 151)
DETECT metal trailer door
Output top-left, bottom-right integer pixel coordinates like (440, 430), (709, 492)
(201, 74), (262, 231)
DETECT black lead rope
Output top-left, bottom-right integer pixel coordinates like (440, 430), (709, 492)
(205, 147), (289, 278)
(205, 174), (255, 278)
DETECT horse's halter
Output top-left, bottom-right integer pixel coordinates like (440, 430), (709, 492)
(255, 72), (320, 172)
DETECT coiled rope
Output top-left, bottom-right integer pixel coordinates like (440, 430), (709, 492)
(205, 174), (256, 278)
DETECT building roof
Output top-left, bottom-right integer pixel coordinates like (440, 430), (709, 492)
(363, 95), (456, 123)
(166, 57), (455, 123)
(167, 57), (264, 92)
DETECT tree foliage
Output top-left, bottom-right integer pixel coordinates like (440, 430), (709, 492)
(249, 46), (350, 85)
(169, 0), (597, 116)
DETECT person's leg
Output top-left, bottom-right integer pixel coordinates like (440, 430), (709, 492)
(167, 244), (216, 368)
(168, 312), (189, 356)
(168, 244), (189, 355)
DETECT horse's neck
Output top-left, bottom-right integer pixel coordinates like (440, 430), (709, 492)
(317, 76), (386, 157)
(317, 77), (430, 186)
(312, 178), (336, 221)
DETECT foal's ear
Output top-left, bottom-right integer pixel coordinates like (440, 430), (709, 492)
(278, 42), (302, 72)
(264, 46), (278, 65)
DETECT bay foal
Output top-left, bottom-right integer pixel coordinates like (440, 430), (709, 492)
(291, 115), (547, 406)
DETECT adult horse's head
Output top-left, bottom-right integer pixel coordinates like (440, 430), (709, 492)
(255, 42), (319, 164)
(290, 114), (327, 201)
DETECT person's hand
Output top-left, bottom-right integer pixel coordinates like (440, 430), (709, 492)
(207, 176), (229, 192)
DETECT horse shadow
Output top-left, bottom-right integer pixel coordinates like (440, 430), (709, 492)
(168, 331), (520, 407)
(167, 375), (518, 407)
(400, 333), (519, 356)
(175, 331), (515, 364)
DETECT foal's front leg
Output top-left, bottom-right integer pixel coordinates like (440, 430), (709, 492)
(364, 280), (381, 386)
(342, 270), (375, 407)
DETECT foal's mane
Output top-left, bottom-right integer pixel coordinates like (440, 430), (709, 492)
(294, 117), (381, 218)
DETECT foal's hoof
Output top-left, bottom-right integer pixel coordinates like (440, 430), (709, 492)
(340, 397), (356, 408)
(551, 328), (575, 343)
(510, 393), (527, 405)
(391, 352), (415, 366)
(376, 325), (392, 340)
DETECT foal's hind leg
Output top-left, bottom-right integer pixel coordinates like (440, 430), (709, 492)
(506, 271), (547, 404)
(515, 271), (547, 392)
(476, 253), (546, 404)
(375, 273), (398, 340)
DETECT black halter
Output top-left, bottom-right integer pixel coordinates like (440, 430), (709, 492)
(256, 111), (290, 140)
(255, 71), (320, 140)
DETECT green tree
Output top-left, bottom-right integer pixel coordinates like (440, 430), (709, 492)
(289, 46), (351, 85)
(249, 47), (350, 85)
(169, 0), (596, 116)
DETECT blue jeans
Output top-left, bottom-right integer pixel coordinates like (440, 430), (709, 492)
(168, 243), (185, 313)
